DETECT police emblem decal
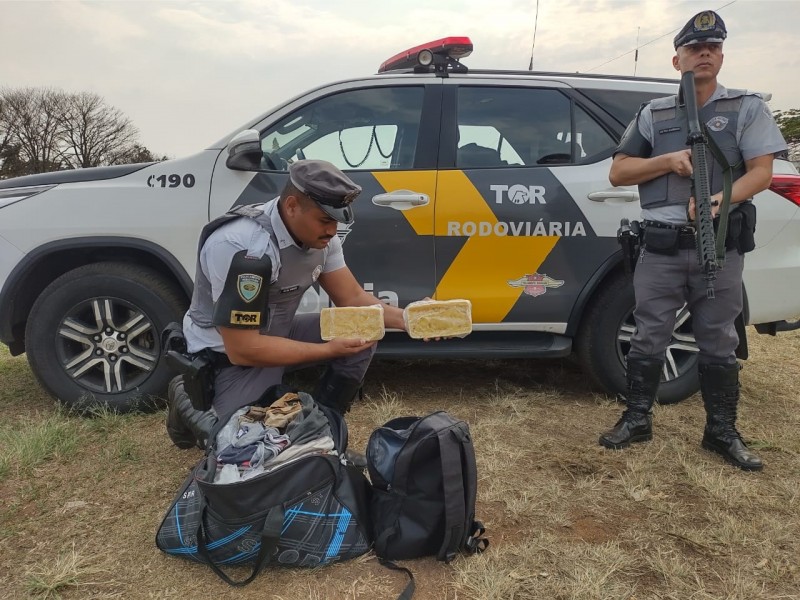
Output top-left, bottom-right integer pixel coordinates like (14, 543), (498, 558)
(312, 265), (323, 282)
(507, 272), (565, 297)
(237, 274), (263, 303)
(706, 116), (729, 132)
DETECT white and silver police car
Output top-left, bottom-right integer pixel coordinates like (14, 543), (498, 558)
(1, 37), (798, 411)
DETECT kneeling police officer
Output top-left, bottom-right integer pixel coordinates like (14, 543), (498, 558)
(166, 159), (407, 462)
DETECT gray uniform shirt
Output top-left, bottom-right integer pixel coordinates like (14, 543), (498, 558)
(635, 84), (787, 224)
(183, 198), (346, 353)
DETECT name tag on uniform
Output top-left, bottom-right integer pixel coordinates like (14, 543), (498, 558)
(658, 126), (682, 135)
(280, 285), (300, 294)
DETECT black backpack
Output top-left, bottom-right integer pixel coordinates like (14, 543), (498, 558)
(367, 411), (488, 563)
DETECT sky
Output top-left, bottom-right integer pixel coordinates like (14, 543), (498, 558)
(1, 0), (798, 158)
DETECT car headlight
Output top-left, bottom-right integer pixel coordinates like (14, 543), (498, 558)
(0, 185), (56, 209)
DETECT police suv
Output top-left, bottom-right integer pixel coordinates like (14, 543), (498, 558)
(2, 37), (799, 411)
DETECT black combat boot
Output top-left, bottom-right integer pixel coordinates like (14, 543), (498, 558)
(700, 363), (763, 471)
(165, 376), (218, 450)
(599, 357), (662, 450)
(314, 368), (363, 415)
(314, 368), (366, 468)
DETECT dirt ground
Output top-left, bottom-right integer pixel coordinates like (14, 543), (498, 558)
(1, 326), (799, 599)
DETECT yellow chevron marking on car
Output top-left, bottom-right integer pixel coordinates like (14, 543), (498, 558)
(434, 170), (558, 323)
(372, 171), (437, 235)
(433, 170), (496, 234)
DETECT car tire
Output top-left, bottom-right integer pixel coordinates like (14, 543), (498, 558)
(25, 262), (187, 413)
(577, 272), (700, 405)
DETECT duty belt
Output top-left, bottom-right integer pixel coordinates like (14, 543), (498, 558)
(643, 220), (697, 249)
(196, 349), (233, 370)
(643, 220), (695, 235)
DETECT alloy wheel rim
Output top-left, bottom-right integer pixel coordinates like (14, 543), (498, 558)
(616, 304), (700, 382)
(55, 297), (158, 394)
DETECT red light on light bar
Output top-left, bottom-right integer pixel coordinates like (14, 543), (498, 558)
(769, 174), (800, 207)
(379, 36), (473, 73)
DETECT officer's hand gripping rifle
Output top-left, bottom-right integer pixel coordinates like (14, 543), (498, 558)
(680, 71), (729, 299)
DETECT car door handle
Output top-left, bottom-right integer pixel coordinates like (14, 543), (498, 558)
(372, 190), (430, 210)
(587, 189), (639, 203)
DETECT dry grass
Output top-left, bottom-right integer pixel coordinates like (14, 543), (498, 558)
(1, 326), (799, 599)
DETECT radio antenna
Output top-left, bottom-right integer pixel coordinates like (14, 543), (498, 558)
(528, 0), (540, 71)
(633, 26), (640, 76)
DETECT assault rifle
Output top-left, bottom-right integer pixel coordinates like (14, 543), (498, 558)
(680, 71), (732, 299)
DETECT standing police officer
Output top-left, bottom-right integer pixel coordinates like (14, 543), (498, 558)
(598, 10), (787, 470)
(166, 159), (407, 455)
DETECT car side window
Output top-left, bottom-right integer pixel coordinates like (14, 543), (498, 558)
(455, 87), (616, 168)
(577, 88), (670, 127)
(260, 87), (425, 171)
(573, 105), (617, 163)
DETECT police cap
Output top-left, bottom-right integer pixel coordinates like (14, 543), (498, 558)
(289, 159), (361, 224)
(674, 10), (727, 49)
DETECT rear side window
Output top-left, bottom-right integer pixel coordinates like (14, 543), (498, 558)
(260, 87), (425, 171)
(579, 88), (673, 127)
(455, 86), (616, 168)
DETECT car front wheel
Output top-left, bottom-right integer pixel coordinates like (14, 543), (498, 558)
(577, 272), (700, 405)
(25, 262), (186, 413)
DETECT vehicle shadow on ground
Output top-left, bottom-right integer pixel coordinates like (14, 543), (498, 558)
(288, 356), (597, 402)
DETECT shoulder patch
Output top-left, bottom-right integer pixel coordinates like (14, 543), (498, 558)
(237, 274), (263, 302)
(230, 310), (261, 326)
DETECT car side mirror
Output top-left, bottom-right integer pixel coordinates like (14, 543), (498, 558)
(225, 129), (263, 171)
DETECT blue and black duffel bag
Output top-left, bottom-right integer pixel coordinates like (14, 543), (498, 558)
(156, 388), (371, 586)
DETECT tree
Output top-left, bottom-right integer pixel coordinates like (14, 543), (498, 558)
(774, 109), (800, 162)
(0, 91), (15, 160)
(113, 142), (169, 164)
(57, 91), (139, 168)
(0, 86), (163, 178)
(2, 87), (65, 174)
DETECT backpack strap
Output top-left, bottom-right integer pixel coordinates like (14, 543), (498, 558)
(436, 426), (467, 562)
(388, 412), (443, 495)
(456, 424), (489, 556)
(378, 557), (416, 600)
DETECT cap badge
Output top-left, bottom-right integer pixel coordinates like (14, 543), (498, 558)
(237, 274), (263, 303)
(342, 190), (359, 206)
(694, 12), (716, 32)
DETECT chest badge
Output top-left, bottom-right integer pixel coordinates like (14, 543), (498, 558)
(312, 265), (323, 282)
(237, 274), (263, 303)
(706, 116), (729, 132)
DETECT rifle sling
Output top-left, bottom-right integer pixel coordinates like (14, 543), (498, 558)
(703, 127), (739, 262)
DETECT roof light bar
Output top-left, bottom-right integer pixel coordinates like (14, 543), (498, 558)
(378, 36), (473, 74)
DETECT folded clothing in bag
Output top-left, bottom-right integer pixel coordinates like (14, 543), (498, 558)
(320, 305), (385, 341)
(403, 299), (472, 339)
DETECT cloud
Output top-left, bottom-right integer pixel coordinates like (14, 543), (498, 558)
(1, 0), (798, 156)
